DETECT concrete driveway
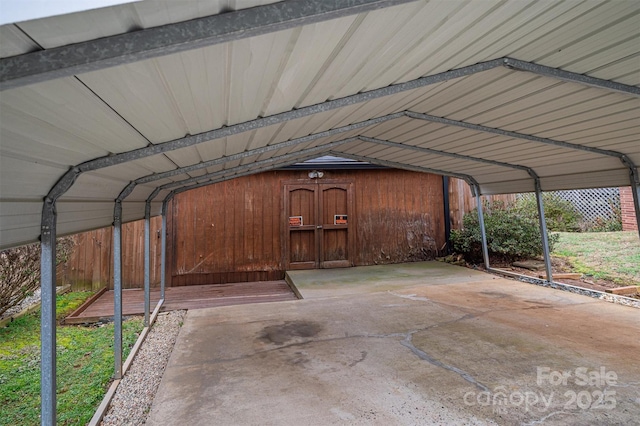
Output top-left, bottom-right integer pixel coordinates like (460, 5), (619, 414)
(147, 262), (640, 425)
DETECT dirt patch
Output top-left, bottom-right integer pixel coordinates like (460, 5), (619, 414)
(473, 256), (640, 300)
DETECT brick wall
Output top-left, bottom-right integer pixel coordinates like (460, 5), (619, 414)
(620, 186), (638, 231)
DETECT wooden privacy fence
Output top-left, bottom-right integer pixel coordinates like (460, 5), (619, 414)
(59, 216), (162, 291)
(447, 178), (516, 229)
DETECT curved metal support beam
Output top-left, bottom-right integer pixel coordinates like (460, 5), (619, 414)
(152, 138), (357, 196)
(156, 144), (480, 200)
(146, 187), (163, 205)
(136, 112), (403, 187)
(0, 0), (417, 91)
(502, 58), (640, 97)
(117, 114), (405, 206)
(326, 150), (479, 189)
(116, 181), (137, 202)
(404, 110), (629, 163)
(42, 59), (503, 204)
(170, 152), (324, 197)
(404, 110), (639, 189)
(357, 135), (539, 179)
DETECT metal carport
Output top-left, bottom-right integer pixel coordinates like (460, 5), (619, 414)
(0, 1), (639, 423)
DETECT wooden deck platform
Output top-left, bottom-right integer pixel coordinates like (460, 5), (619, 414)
(64, 281), (298, 324)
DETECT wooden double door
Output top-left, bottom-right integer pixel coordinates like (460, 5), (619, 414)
(284, 181), (355, 270)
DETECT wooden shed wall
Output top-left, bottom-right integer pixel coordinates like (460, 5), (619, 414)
(60, 172), (515, 290)
(168, 169), (447, 286)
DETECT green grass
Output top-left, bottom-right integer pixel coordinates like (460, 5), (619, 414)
(0, 292), (143, 425)
(553, 231), (640, 285)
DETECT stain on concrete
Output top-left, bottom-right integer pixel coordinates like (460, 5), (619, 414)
(286, 351), (311, 367)
(348, 351), (367, 367)
(258, 320), (322, 345)
(480, 291), (513, 299)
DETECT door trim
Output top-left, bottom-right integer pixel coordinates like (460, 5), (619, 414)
(283, 183), (319, 270)
(318, 182), (354, 269)
(283, 179), (355, 270)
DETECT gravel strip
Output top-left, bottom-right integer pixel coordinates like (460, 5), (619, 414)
(101, 310), (186, 426)
(0, 288), (43, 320)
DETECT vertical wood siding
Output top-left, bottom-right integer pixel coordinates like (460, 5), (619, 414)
(60, 216), (162, 291)
(352, 170), (445, 264)
(62, 171), (514, 289)
(170, 171), (285, 285)
(169, 169), (447, 284)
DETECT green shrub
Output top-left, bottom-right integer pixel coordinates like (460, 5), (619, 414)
(515, 193), (582, 232)
(451, 201), (558, 263)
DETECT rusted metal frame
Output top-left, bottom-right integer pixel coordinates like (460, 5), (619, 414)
(0, 0), (418, 91)
(502, 58), (640, 97)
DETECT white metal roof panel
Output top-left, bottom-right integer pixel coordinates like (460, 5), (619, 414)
(0, 25), (39, 57)
(13, 0), (281, 50)
(0, 0), (638, 249)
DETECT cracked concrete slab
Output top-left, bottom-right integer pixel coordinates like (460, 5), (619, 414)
(147, 262), (640, 425)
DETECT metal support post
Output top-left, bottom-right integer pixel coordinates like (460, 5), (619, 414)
(40, 199), (57, 426)
(534, 180), (553, 282)
(629, 168), (640, 240)
(143, 203), (151, 327)
(474, 186), (490, 271)
(113, 201), (123, 379)
(161, 201), (167, 300)
(442, 176), (451, 254)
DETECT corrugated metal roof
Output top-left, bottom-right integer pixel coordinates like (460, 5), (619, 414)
(0, 0), (639, 249)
